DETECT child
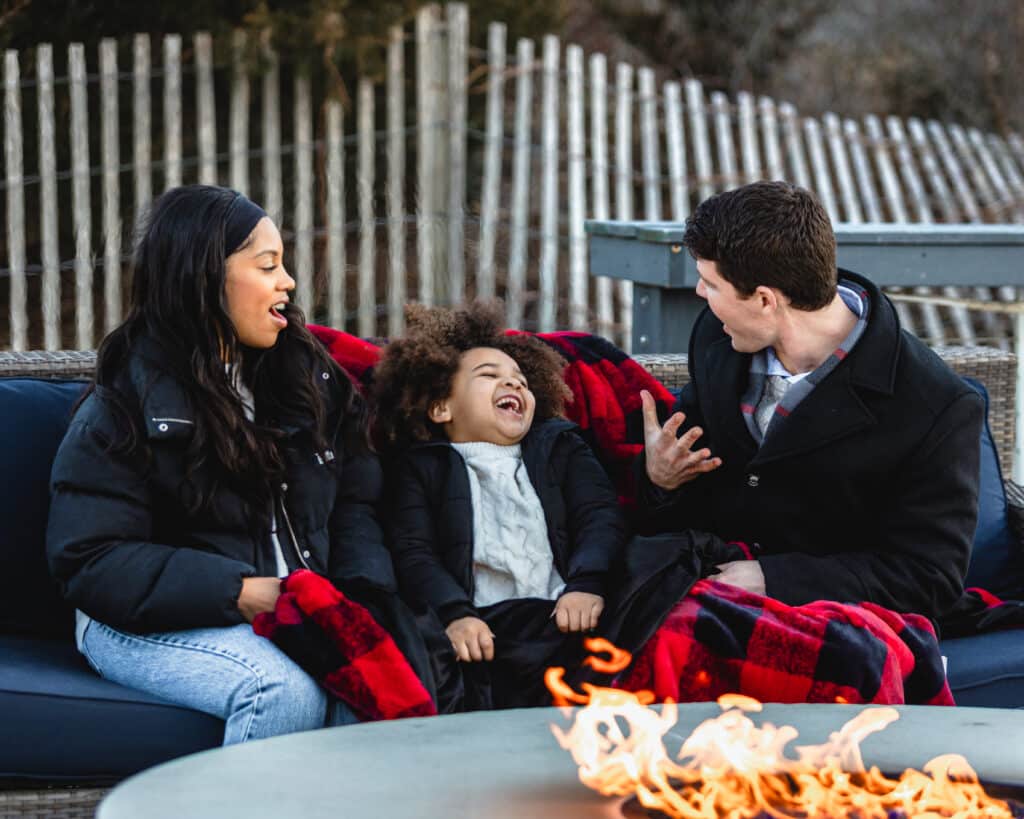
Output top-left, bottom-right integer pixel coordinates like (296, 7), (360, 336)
(373, 302), (627, 710)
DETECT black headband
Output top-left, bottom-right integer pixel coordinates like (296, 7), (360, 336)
(223, 193), (267, 257)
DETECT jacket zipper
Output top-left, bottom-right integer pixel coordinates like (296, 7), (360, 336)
(278, 483), (311, 570)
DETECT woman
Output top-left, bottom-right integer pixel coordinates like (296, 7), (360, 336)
(46, 185), (406, 743)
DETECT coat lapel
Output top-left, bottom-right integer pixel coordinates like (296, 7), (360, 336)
(703, 337), (758, 460)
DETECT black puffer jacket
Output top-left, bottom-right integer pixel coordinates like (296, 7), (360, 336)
(46, 341), (396, 635)
(385, 418), (627, 625)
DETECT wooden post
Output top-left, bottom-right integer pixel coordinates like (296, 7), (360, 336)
(664, 81), (688, 220)
(358, 78), (377, 337)
(686, 79), (713, 201)
(4, 50), (27, 350)
(446, 3), (468, 305)
(567, 44), (587, 329)
(759, 96), (784, 182)
(194, 32), (217, 184)
(100, 38), (122, 332)
(590, 53), (614, 338)
(476, 22), (506, 303)
(293, 74), (314, 314)
(133, 34), (152, 221)
(386, 25), (406, 335)
(325, 99), (346, 331)
(711, 91), (737, 192)
(506, 37), (534, 329)
(823, 112), (862, 223)
(537, 35), (560, 332)
(69, 43), (94, 349)
(37, 44), (60, 349)
(616, 64), (635, 348)
(844, 118), (882, 222)
(230, 30), (249, 195)
(638, 68), (662, 221)
(163, 34), (182, 189)
(802, 117), (838, 221)
(737, 91), (760, 185)
(415, 5), (440, 306)
(779, 102), (810, 189)
(261, 34), (282, 224)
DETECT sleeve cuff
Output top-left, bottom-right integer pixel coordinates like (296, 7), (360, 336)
(563, 573), (605, 597)
(438, 601), (479, 625)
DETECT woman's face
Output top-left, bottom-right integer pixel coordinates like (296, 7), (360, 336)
(429, 347), (537, 446)
(224, 217), (295, 349)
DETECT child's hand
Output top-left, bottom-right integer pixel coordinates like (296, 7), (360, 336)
(552, 591), (604, 633)
(445, 616), (496, 662)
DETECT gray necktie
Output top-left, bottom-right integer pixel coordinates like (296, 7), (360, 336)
(755, 374), (789, 436)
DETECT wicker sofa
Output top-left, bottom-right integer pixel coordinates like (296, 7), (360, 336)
(1, 345), (1023, 818)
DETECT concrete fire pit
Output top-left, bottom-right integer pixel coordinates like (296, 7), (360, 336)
(98, 703), (1024, 819)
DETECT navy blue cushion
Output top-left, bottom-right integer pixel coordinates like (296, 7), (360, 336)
(941, 629), (1024, 708)
(962, 378), (1024, 598)
(0, 379), (87, 639)
(0, 635), (222, 780)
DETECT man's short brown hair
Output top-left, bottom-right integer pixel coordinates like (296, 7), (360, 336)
(683, 181), (838, 310)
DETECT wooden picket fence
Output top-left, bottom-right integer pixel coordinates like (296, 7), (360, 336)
(3, 3), (1024, 353)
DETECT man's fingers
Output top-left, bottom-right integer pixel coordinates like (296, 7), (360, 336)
(662, 412), (687, 439)
(454, 639), (471, 663)
(640, 390), (661, 439)
(569, 606), (582, 633)
(480, 631), (495, 661)
(555, 605), (570, 633)
(468, 633), (485, 662)
(591, 601), (605, 630)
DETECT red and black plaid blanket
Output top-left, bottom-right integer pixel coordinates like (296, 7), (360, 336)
(296, 325), (1022, 710)
(253, 570), (436, 721)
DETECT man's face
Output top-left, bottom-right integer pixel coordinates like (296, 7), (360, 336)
(694, 258), (774, 353)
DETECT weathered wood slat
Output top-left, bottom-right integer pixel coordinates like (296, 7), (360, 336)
(194, 32), (217, 185)
(446, 2), (468, 306)
(823, 112), (862, 223)
(100, 39), (122, 332)
(4, 50), (27, 351)
(686, 79), (714, 200)
(590, 53), (614, 339)
(505, 37), (534, 329)
(357, 78), (376, 337)
(615, 64), (635, 349)
(476, 22), (506, 303)
(639, 68), (662, 221)
(325, 99), (346, 331)
(36, 44), (60, 349)
(844, 118), (883, 222)
(386, 26), (406, 335)
(261, 36), (282, 224)
(133, 34), (152, 220)
(293, 75), (314, 314)
(779, 102), (810, 190)
(759, 96), (784, 183)
(566, 45), (588, 329)
(711, 91), (738, 192)
(69, 43), (94, 349)
(229, 30), (249, 195)
(163, 35), (183, 189)
(537, 35), (560, 332)
(737, 91), (760, 185)
(415, 4), (440, 306)
(664, 81), (688, 219)
(803, 116), (838, 221)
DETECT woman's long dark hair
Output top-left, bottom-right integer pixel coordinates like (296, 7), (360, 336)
(90, 184), (367, 516)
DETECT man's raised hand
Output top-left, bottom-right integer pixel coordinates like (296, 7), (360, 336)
(640, 389), (722, 490)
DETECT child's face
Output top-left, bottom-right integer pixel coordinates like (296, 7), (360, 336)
(429, 347), (536, 445)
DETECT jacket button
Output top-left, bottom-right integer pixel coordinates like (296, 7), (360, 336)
(158, 423), (169, 432)
(747, 474), (760, 487)
(302, 550), (311, 559)
(321, 372), (330, 380)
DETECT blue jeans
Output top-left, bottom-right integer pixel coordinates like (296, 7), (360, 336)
(77, 615), (359, 745)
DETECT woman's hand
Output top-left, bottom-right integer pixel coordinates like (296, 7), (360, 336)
(237, 576), (282, 622)
(552, 591), (604, 632)
(445, 616), (495, 662)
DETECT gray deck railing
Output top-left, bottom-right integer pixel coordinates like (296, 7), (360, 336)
(586, 221), (1024, 480)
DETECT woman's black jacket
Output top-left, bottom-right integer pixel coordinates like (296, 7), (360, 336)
(46, 341), (397, 635)
(385, 418), (627, 625)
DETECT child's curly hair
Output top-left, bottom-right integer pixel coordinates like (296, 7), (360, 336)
(372, 301), (572, 448)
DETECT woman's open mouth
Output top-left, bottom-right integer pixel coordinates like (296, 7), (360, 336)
(269, 303), (288, 327)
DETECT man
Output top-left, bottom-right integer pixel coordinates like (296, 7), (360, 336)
(638, 181), (983, 622)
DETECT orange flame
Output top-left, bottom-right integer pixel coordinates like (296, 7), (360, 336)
(548, 642), (1015, 819)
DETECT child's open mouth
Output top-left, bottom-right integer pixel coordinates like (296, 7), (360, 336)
(495, 394), (523, 417)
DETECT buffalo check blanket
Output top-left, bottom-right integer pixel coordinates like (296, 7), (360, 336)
(278, 325), (1022, 710)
